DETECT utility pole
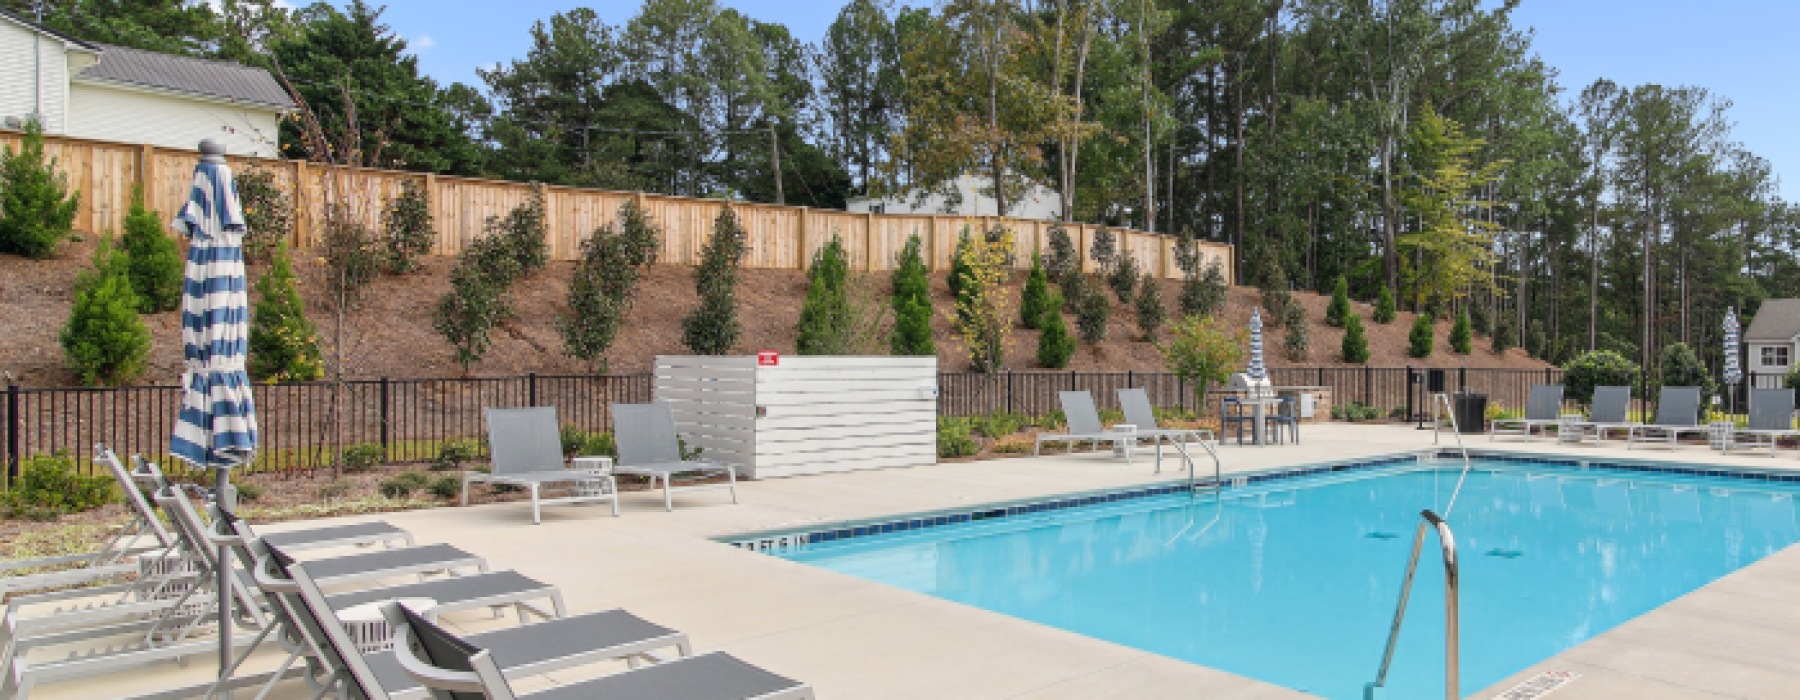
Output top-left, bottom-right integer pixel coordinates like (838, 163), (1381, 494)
(770, 124), (784, 205)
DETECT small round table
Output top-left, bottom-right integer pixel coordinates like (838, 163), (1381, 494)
(336, 597), (436, 653)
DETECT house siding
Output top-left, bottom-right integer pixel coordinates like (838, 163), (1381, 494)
(1748, 340), (1797, 376)
(0, 17), (73, 132)
(67, 81), (280, 157)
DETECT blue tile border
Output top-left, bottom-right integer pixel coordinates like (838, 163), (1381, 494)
(1454, 448), (1800, 484)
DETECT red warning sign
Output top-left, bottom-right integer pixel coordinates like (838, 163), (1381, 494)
(757, 351), (780, 366)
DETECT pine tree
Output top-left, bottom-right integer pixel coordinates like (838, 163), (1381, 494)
(1020, 252), (1050, 330)
(947, 229), (974, 303)
(1451, 309), (1473, 354)
(1493, 317), (1516, 354)
(0, 119), (80, 259)
(681, 207), (748, 355)
(1325, 275), (1351, 327)
(1409, 313), (1435, 358)
(1134, 273), (1165, 340)
(1374, 285), (1397, 323)
(118, 186), (182, 313)
(796, 237), (853, 354)
(889, 235), (934, 356)
(1036, 293), (1075, 368)
(1283, 304), (1310, 360)
(248, 244), (324, 382)
(1341, 313), (1370, 364)
(61, 236), (149, 385)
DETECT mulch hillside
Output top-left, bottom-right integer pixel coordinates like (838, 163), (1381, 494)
(0, 236), (1547, 388)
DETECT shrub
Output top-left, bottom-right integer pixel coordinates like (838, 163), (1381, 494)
(948, 229), (1014, 372)
(234, 481), (264, 502)
(580, 432), (617, 459)
(1331, 402), (1382, 421)
(1173, 233), (1201, 276)
(61, 235), (150, 386)
(119, 186), (181, 313)
(1341, 313), (1370, 363)
(936, 417), (978, 458)
(1493, 316), (1516, 353)
(1159, 315), (1245, 413)
(1527, 319), (1549, 360)
(972, 411), (1027, 438)
(1786, 365), (1800, 393)
(1259, 262), (1291, 321)
(1088, 226), (1117, 271)
(319, 203), (380, 294)
(248, 244), (324, 382)
(561, 200), (661, 370)
(1020, 253), (1051, 330)
(0, 119), (80, 259)
(340, 443), (384, 473)
(1469, 302), (1491, 336)
(317, 479), (354, 501)
(493, 184), (548, 276)
(380, 471), (431, 499)
(1043, 224), (1077, 282)
(1037, 293), (1075, 368)
(434, 256), (513, 374)
(1408, 314), (1434, 358)
(432, 440), (479, 471)
(1182, 259), (1227, 318)
(1075, 283), (1110, 344)
(1373, 285), (1397, 323)
(1282, 303), (1310, 361)
(1134, 273), (1165, 340)
(797, 237), (853, 354)
(559, 424), (591, 457)
(1658, 342), (1713, 398)
(890, 235), (935, 356)
(1107, 252), (1140, 304)
(1562, 350), (1641, 405)
(2, 452), (114, 520)
(1451, 310), (1472, 354)
(681, 207), (748, 355)
(1325, 275), (1350, 327)
(947, 229), (974, 305)
(381, 179), (435, 274)
(237, 167), (293, 263)
(427, 475), (463, 499)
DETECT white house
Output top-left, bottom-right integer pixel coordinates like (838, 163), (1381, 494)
(1744, 298), (1800, 378)
(1, 10), (293, 157)
(848, 172), (1063, 220)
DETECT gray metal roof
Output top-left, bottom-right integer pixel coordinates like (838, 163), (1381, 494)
(1745, 299), (1800, 342)
(76, 44), (295, 110)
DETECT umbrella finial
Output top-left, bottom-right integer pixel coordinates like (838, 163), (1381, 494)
(198, 139), (226, 164)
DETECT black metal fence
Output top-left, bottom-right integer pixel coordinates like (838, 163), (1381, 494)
(4, 366), (1646, 486)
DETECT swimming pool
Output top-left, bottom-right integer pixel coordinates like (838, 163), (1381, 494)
(760, 456), (1800, 698)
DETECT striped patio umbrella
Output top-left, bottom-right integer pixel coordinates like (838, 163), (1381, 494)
(168, 139), (256, 681)
(1724, 307), (1742, 415)
(1247, 308), (1268, 382)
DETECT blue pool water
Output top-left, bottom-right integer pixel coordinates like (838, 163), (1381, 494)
(773, 460), (1800, 698)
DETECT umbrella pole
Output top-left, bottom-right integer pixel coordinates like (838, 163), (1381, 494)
(215, 467), (234, 698)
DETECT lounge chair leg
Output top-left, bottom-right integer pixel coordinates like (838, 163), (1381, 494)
(727, 467), (739, 504)
(662, 476), (673, 512)
(530, 484), (541, 525)
(461, 473), (471, 507)
(610, 477), (620, 517)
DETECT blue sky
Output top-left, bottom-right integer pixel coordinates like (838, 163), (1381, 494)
(376, 0), (1800, 200)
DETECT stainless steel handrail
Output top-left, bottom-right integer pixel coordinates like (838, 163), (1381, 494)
(1366, 509), (1460, 700)
(1171, 435), (1221, 492)
(1430, 392), (1474, 516)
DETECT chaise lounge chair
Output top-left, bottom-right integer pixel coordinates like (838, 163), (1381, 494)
(0, 448), (177, 599)
(469, 406), (620, 524)
(132, 454), (414, 552)
(1034, 391), (1135, 462)
(1490, 384), (1565, 440)
(1731, 388), (1800, 456)
(387, 600), (816, 700)
(611, 402), (739, 511)
(1562, 386), (1638, 443)
(1628, 386), (1710, 449)
(1117, 387), (1215, 472)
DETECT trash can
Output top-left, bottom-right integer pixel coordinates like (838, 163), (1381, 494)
(1452, 392), (1488, 434)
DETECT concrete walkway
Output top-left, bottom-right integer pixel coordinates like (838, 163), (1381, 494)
(33, 423), (1800, 699)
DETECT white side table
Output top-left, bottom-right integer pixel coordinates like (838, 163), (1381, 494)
(571, 456), (614, 498)
(337, 597), (436, 653)
(1109, 424), (1138, 463)
(1556, 414), (1587, 444)
(1709, 421), (1736, 451)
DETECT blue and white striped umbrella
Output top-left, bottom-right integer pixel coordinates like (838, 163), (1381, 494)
(169, 150), (258, 473)
(1247, 308), (1268, 382)
(1723, 307), (1742, 386)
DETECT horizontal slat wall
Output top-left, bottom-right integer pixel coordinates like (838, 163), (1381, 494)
(652, 356), (757, 476)
(749, 357), (938, 478)
(0, 130), (1233, 282)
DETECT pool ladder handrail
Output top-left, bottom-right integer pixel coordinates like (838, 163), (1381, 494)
(1429, 392), (1474, 516)
(1170, 435), (1221, 493)
(1365, 509), (1459, 700)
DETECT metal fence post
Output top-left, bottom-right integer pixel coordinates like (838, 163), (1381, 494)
(6, 383), (18, 482)
(1006, 371), (1014, 414)
(528, 372), (538, 407)
(1364, 365), (1373, 407)
(1458, 367), (1467, 393)
(379, 377), (391, 461)
(1405, 366), (1414, 422)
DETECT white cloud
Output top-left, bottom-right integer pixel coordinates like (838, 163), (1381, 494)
(414, 34), (435, 52)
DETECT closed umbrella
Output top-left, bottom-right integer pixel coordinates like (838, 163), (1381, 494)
(1247, 308), (1268, 383)
(1724, 307), (1742, 416)
(169, 139), (257, 684)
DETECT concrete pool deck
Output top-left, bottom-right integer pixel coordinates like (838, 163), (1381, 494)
(32, 423), (1800, 699)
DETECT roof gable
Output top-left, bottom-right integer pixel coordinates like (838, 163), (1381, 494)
(0, 9), (102, 52)
(1745, 299), (1800, 342)
(75, 44), (294, 110)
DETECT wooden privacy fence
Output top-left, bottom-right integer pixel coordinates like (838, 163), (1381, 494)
(1, 129), (1233, 280)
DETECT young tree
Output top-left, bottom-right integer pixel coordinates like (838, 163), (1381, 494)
(236, 167), (293, 264)
(1107, 252), (1140, 303)
(434, 247), (515, 374)
(1373, 285), (1397, 324)
(681, 206), (749, 355)
(1020, 252), (1051, 330)
(561, 200), (661, 370)
(1451, 310), (1473, 354)
(1036, 292), (1075, 369)
(118, 186), (182, 313)
(1182, 259), (1227, 318)
(1159, 315), (1245, 415)
(0, 119), (80, 259)
(1075, 282), (1110, 345)
(947, 228), (974, 308)
(381, 179), (434, 274)
(1283, 304), (1310, 361)
(797, 237), (853, 354)
(889, 234), (935, 356)
(1043, 223), (1077, 282)
(248, 243), (324, 383)
(61, 236), (149, 386)
(1341, 313), (1371, 364)
(1493, 317), (1516, 354)
(1325, 275), (1351, 328)
(1259, 259), (1292, 322)
(1408, 313), (1435, 358)
(1563, 350), (1640, 405)
(1658, 342), (1713, 398)
(1134, 272), (1164, 340)
(948, 228), (1013, 372)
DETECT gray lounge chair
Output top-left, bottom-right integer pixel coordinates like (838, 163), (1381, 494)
(1628, 386), (1710, 449)
(1490, 384), (1565, 440)
(0, 448), (177, 598)
(388, 601), (814, 700)
(611, 402), (739, 511)
(245, 545), (694, 700)
(1034, 391), (1135, 463)
(1731, 388), (1799, 456)
(1117, 387), (1215, 473)
(1563, 386), (1638, 443)
(470, 407), (620, 524)
(133, 454), (414, 551)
